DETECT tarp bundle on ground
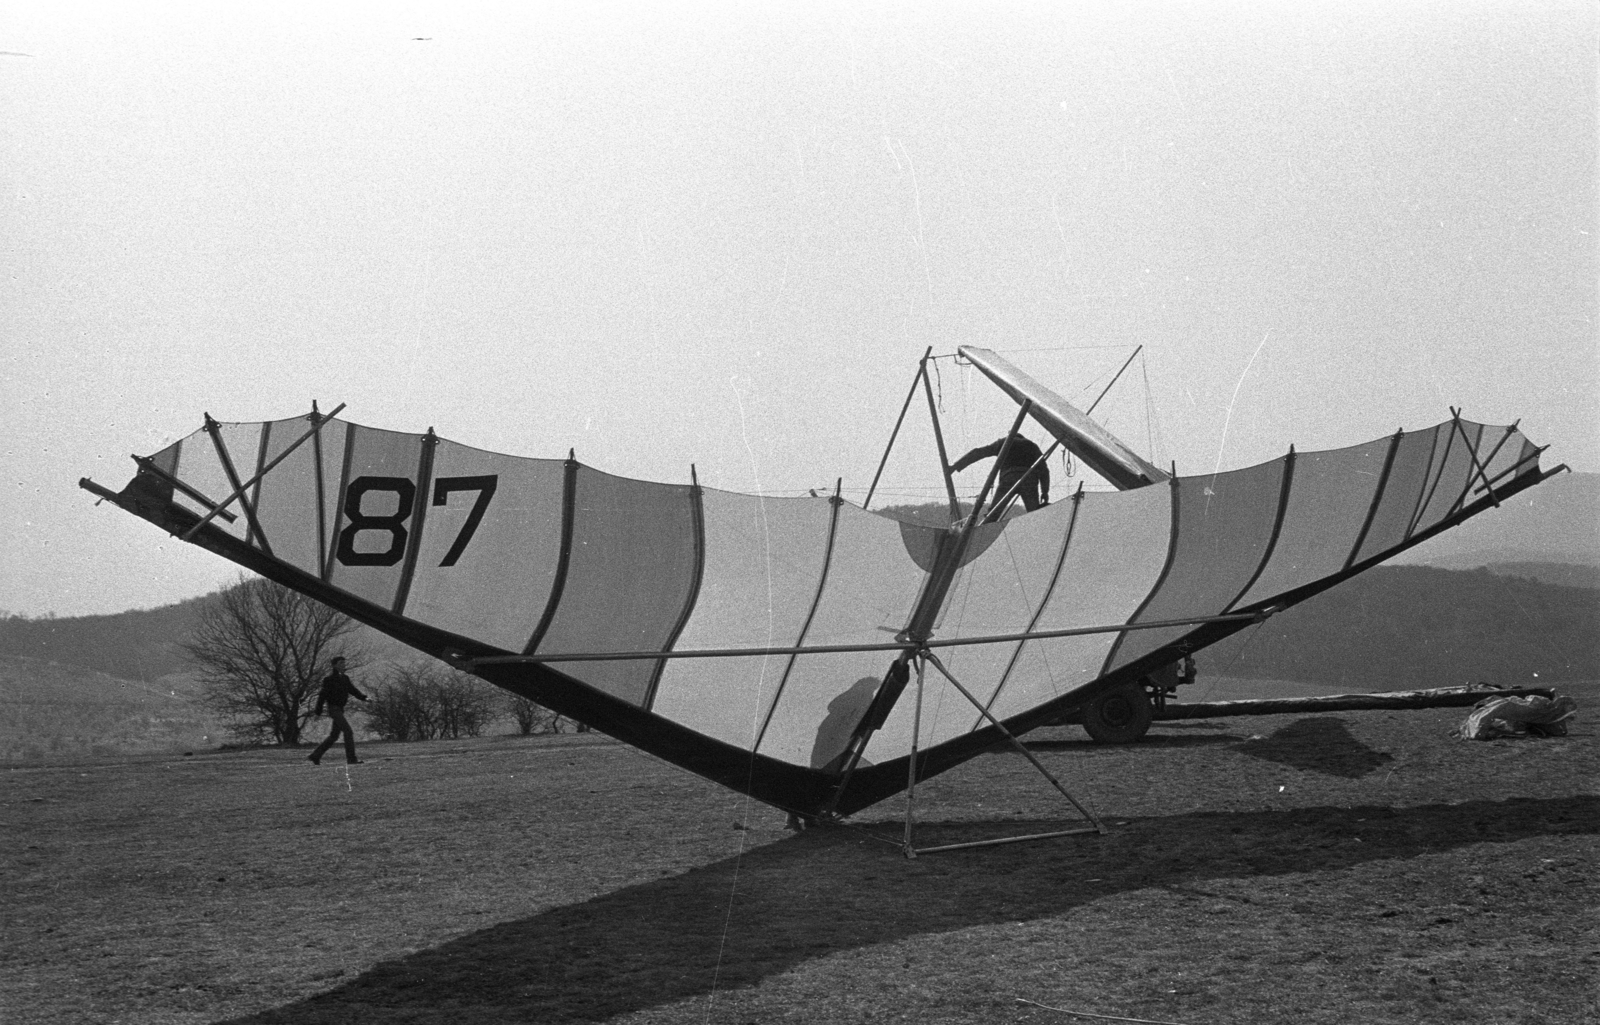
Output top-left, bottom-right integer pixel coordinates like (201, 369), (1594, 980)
(1456, 693), (1579, 740)
(89, 404), (1554, 816)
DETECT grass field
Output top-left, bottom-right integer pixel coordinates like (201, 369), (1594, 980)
(4, 682), (1597, 1024)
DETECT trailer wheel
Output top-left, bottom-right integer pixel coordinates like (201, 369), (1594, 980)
(1083, 682), (1153, 743)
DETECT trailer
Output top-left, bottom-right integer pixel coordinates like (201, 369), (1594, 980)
(1058, 668), (1560, 743)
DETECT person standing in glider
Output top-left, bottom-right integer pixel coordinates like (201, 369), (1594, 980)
(308, 656), (369, 765)
(951, 433), (1051, 516)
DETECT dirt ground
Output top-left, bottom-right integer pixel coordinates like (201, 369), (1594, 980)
(3, 683), (1596, 1024)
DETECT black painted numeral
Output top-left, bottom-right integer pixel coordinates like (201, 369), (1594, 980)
(335, 472), (500, 569)
(335, 477), (415, 567)
(432, 475), (499, 566)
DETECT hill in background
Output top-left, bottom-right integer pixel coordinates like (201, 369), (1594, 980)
(0, 590), (418, 684)
(1200, 565), (1599, 690)
(0, 588), (426, 760)
(0, 595), (212, 682)
(1391, 469), (1599, 569)
(0, 654), (222, 761)
(1484, 562), (1600, 590)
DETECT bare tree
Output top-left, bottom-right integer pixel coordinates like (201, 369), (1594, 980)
(363, 668), (439, 742)
(431, 668), (498, 738)
(365, 660), (498, 741)
(184, 575), (364, 746)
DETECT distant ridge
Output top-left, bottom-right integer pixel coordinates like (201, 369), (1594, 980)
(0, 596), (210, 682)
(1485, 562), (1600, 590)
(1394, 470), (1600, 570)
(0, 587), (426, 760)
(1201, 565), (1600, 690)
(0, 654), (222, 761)
(0, 588), (420, 684)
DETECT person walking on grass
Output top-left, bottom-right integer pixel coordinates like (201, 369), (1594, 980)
(308, 656), (369, 765)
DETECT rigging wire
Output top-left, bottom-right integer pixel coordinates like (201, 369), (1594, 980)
(1141, 349), (1165, 467)
(926, 344), (1132, 362)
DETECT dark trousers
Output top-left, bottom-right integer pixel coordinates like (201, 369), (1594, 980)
(311, 707), (358, 763)
(987, 468), (1045, 521)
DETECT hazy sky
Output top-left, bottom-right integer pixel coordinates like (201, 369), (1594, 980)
(4, 1), (1594, 617)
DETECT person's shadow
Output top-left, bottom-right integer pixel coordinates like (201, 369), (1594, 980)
(222, 794), (1596, 1024)
(809, 676), (881, 772)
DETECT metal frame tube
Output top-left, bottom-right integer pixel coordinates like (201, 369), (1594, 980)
(920, 360), (963, 523)
(1085, 345), (1142, 416)
(130, 456), (239, 524)
(1451, 418), (1519, 516)
(202, 414), (273, 555)
(923, 650), (1104, 832)
(901, 653), (927, 857)
(1448, 407), (1502, 509)
(751, 478), (846, 753)
(182, 402), (347, 540)
(1472, 444), (1547, 495)
(957, 400), (1031, 530)
(466, 609), (1267, 665)
(898, 646), (1104, 857)
(311, 401), (330, 579)
(864, 348), (933, 511)
(823, 649), (914, 817)
(914, 827), (1103, 855)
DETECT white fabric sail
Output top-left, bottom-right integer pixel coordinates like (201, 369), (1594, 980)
(84, 399), (1554, 817)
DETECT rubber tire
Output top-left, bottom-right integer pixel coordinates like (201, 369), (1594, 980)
(1083, 682), (1154, 744)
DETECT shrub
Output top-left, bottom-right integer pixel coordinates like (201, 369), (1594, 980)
(506, 695), (564, 736)
(364, 662), (499, 741)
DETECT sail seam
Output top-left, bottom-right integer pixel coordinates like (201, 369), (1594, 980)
(523, 457), (580, 654)
(324, 426), (357, 584)
(1228, 449), (1296, 612)
(971, 487), (1083, 731)
(311, 409), (328, 580)
(1406, 424), (1452, 539)
(251, 422), (272, 538)
(1099, 473), (1181, 676)
(752, 493), (844, 755)
(391, 431), (437, 615)
(644, 480), (706, 711)
(1344, 429), (1403, 570)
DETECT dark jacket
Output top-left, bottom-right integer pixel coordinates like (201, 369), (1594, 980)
(952, 437), (1050, 489)
(314, 671), (367, 715)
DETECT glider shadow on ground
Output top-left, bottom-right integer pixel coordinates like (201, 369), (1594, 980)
(222, 794), (1597, 1025)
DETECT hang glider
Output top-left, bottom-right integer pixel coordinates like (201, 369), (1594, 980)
(81, 355), (1559, 823)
